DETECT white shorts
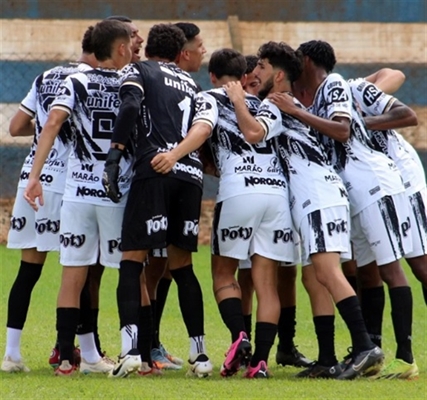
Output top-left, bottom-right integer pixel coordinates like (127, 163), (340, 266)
(59, 201), (124, 268)
(352, 193), (412, 267)
(212, 193), (297, 263)
(405, 189), (427, 258)
(299, 206), (351, 267)
(7, 188), (62, 252)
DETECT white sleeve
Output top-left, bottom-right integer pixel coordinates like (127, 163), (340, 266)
(50, 75), (76, 115)
(323, 73), (352, 121)
(20, 75), (40, 117)
(255, 100), (283, 141)
(192, 91), (219, 129)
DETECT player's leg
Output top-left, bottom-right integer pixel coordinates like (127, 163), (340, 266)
(276, 265), (312, 368)
(237, 260), (254, 341)
(353, 194), (417, 380)
(167, 179), (212, 377)
(2, 189), (59, 372)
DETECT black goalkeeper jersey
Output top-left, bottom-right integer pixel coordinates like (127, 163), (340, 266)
(116, 60), (203, 188)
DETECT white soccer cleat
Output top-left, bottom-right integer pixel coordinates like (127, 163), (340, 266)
(80, 357), (114, 374)
(187, 354), (213, 378)
(109, 350), (141, 378)
(1, 356), (30, 373)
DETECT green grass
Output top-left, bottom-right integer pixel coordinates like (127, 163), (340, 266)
(0, 245), (426, 399)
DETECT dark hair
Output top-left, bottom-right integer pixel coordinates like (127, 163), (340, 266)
(297, 40), (336, 73)
(174, 22), (200, 41)
(257, 41), (302, 82)
(91, 20), (131, 61)
(81, 26), (94, 54)
(105, 15), (132, 23)
(208, 48), (247, 79)
(245, 55), (258, 74)
(145, 23), (186, 61)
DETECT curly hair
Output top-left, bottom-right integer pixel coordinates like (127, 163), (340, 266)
(81, 26), (94, 54)
(145, 24), (186, 61)
(257, 41), (302, 82)
(297, 40), (336, 73)
(245, 55), (258, 74)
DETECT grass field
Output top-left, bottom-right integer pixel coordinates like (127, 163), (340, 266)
(0, 245), (426, 399)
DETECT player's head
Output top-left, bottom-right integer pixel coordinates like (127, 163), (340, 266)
(81, 26), (94, 54)
(91, 19), (133, 68)
(243, 55), (260, 96)
(174, 22), (206, 72)
(208, 48), (247, 87)
(106, 15), (144, 62)
(145, 23), (187, 62)
(256, 41), (302, 99)
(297, 40), (336, 73)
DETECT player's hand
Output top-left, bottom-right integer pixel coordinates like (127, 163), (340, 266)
(151, 152), (178, 174)
(268, 92), (297, 115)
(224, 81), (245, 104)
(102, 148), (122, 203)
(23, 178), (44, 211)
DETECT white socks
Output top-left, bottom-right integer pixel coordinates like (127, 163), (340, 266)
(190, 335), (206, 361)
(77, 333), (101, 364)
(120, 324), (138, 357)
(5, 328), (22, 361)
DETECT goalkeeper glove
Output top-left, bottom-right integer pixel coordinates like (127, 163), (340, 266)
(102, 148), (123, 203)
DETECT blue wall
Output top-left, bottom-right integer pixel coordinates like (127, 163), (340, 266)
(2, 0), (426, 22)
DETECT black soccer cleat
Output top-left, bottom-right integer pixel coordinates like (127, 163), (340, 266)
(295, 362), (343, 379)
(337, 346), (384, 380)
(276, 345), (313, 368)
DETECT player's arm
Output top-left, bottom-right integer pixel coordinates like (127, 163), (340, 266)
(23, 109), (69, 210)
(268, 92), (350, 143)
(9, 109), (35, 137)
(103, 82), (143, 202)
(151, 121), (212, 174)
(364, 68), (405, 94)
(364, 100), (418, 131)
(224, 81), (265, 144)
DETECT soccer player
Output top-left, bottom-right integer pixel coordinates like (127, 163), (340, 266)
(102, 23), (212, 378)
(347, 78), (425, 378)
(152, 48), (298, 378)
(272, 40), (414, 379)
(1, 26), (98, 373)
(237, 54), (312, 369)
(143, 21), (207, 371)
(23, 19), (134, 376)
(225, 41), (383, 380)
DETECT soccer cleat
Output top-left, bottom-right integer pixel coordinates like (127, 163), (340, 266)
(244, 360), (271, 379)
(1, 356), (30, 373)
(151, 348), (182, 370)
(159, 343), (184, 366)
(295, 362), (342, 379)
(187, 354), (213, 378)
(80, 357), (115, 374)
(337, 346), (384, 380)
(372, 358), (419, 380)
(49, 346), (81, 369)
(54, 360), (77, 376)
(137, 362), (164, 377)
(220, 331), (252, 377)
(276, 345), (313, 368)
(108, 349), (141, 378)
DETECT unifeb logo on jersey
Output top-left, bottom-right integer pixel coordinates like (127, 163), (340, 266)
(183, 220), (199, 236)
(146, 215), (168, 235)
(35, 218), (60, 234)
(326, 219), (347, 236)
(108, 238), (122, 253)
(273, 228), (293, 244)
(10, 216), (26, 231)
(60, 233), (86, 248)
(221, 226), (253, 242)
(244, 176), (286, 188)
(362, 84), (382, 106)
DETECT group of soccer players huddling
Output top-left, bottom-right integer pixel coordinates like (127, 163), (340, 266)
(2, 16), (426, 381)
